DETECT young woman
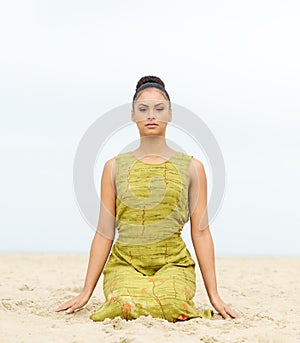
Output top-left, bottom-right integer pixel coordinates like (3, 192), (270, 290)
(54, 76), (239, 322)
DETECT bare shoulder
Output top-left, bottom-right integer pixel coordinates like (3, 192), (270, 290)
(188, 157), (206, 188)
(102, 157), (117, 191)
(103, 156), (116, 169)
(190, 156), (204, 169)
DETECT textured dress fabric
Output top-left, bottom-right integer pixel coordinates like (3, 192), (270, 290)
(89, 151), (214, 322)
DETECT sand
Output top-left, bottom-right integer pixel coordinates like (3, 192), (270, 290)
(0, 254), (299, 343)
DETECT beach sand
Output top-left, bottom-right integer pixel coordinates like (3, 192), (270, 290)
(0, 254), (299, 343)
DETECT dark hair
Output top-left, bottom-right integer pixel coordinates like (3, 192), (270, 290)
(132, 76), (171, 108)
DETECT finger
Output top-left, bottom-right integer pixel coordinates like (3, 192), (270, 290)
(224, 305), (240, 318)
(224, 305), (237, 318)
(53, 301), (74, 312)
(227, 309), (240, 318)
(53, 305), (68, 312)
(66, 305), (82, 314)
(219, 309), (229, 320)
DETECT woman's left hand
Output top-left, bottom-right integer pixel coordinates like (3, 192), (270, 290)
(209, 294), (240, 319)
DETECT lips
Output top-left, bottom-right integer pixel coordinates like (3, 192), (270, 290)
(145, 123), (158, 127)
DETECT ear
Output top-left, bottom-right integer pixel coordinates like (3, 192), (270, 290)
(131, 109), (135, 122)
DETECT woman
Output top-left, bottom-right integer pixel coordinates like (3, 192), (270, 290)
(54, 76), (239, 322)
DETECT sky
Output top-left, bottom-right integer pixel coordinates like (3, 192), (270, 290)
(0, 0), (299, 255)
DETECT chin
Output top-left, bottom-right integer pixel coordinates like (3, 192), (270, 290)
(142, 131), (161, 136)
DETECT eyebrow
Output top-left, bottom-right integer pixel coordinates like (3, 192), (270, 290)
(138, 102), (166, 107)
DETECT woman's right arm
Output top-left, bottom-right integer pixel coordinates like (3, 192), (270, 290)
(53, 158), (117, 314)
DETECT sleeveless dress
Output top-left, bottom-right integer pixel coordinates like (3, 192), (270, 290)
(89, 151), (214, 322)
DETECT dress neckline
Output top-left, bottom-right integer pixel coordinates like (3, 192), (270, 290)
(129, 151), (179, 165)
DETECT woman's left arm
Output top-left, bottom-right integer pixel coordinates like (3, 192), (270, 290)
(188, 158), (239, 319)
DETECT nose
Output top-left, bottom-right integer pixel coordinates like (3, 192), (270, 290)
(147, 108), (156, 119)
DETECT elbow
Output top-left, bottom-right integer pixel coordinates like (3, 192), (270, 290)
(191, 225), (211, 240)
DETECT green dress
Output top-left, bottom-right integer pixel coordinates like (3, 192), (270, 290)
(89, 151), (214, 322)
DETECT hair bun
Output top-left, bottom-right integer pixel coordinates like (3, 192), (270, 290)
(135, 76), (165, 91)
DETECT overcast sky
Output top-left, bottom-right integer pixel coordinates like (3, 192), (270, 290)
(0, 0), (299, 255)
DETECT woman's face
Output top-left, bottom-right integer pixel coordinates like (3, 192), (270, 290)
(131, 88), (172, 136)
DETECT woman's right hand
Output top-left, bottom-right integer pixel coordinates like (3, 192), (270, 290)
(53, 159), (116, 315)
(53, 291), (91, 314)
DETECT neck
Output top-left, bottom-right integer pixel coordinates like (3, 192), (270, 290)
(135, 136), (173, 157)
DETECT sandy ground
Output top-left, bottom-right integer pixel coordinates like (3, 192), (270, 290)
(0, 254), (299, 343)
